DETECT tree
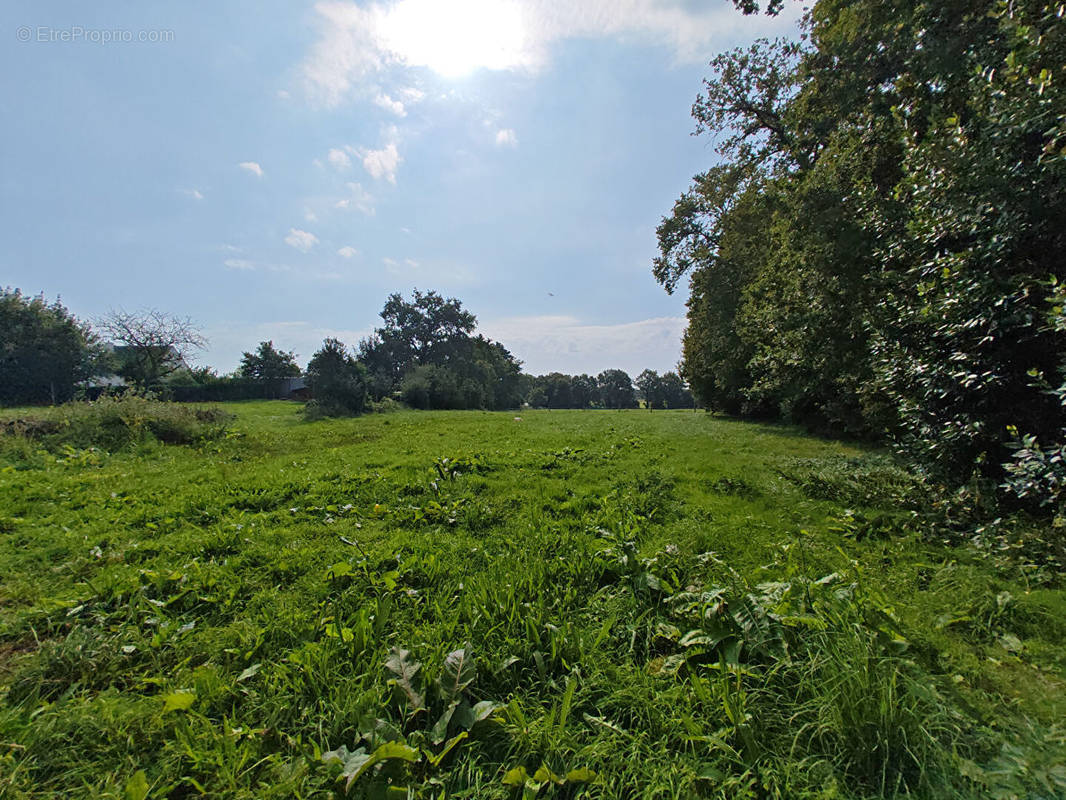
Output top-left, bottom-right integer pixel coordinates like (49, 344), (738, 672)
(636, 370), (666, 410)
(542, 373), (573, 409)
(96, 309), (206, 389)
(305, 338), (368, 417)
(660, 372), (693, 409)
(238, 341), (300, 380)
(597, 369), (637, 409)
(571, 374), (599, 409)
(362, 290), (477, 391)
(358, 291), (522, 410)
(0, 288), (103, 405)
(655, 0), (1066, 496)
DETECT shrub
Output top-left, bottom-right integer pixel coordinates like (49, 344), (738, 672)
(0, 394), (232, 453)
(305, 338), (369, 418)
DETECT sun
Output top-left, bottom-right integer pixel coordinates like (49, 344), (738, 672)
(377, 0), (530, 78)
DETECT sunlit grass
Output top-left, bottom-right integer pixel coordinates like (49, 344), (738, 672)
(0, 402), (1062, 798)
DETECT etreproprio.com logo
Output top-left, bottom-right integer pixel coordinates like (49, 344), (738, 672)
(16, 25), (175, 44)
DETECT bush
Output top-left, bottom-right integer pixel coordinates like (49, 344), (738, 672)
(400, 365), (464, 410)
(0, 395), (232, 453)
(305, 338), (369, 418)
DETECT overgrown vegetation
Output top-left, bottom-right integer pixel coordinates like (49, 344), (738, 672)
(0, 395), (232, 458)
(1, 403), (1062, 798)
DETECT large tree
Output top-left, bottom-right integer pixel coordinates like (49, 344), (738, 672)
(635, 369), (666, 410)
(238, 341), (301, 380)
(359, 290), (522, 410)
(360, 290), (477, 392)
(597, 369), (638, 409)
(656, 0), (1066, 489)
(0, 288), (103, 405)
(96, 309), (206, 389)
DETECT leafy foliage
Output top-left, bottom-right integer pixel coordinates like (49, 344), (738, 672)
(0, 288), (104, 406)
(656, 0), (1066, 508)
(359, 291), (523, 411)
(237, 340), (300, 380)
(304, 338), (369, 418)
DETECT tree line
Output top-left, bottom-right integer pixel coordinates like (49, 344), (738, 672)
(522, 369), (691, 410)
(657, 0), (1065, 511)
(1, 287), (684, 415)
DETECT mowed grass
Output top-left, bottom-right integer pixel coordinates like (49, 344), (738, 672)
(1, 402), (1064, 799)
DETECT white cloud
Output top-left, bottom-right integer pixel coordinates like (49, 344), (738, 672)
(224, 258), (256, 270)
(277, 89), (291, 100)
(181, 188), (205, 200)
(382, 255), (474, 283)
(301, 2), (386, 107)
(238, 161), (264, 177)
(337, 245), (359, 258)
(300, 0), (802, 105)
(284, 228), (319, 252)
(360, 140), (401, 183)
(479, 314), (685, 376)
(495, 128), (518, 147)
(335, 182), (376, 215)
(374, 92), (407, 116)
(327, 147), (352, 169)
(304, 208), (319, 222)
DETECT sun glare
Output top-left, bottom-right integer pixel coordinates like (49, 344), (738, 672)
(377, 0), (529, 78)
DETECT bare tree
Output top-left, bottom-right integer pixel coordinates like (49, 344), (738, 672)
(96, 308), (206, 388)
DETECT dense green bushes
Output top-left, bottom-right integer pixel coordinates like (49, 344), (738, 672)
(658, 0), (1066, 511)
(304, 338), (369, 419)
(0, 288), (105, 406)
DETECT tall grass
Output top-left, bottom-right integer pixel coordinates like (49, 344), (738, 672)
(0, 395), (232, 456)
(0, 404), (1062, 798)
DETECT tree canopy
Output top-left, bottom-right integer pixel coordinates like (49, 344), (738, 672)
(0, 288), (103, 405)
(238, 341), (301, 380)
(305, 338), (368, 418)
(656, 0), (1066, 502)
(360, 290), (522, 411)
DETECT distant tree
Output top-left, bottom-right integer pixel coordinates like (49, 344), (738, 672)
(370, 290), (477, 381)
(597, 369), (638, 409)
(358, 290), (521, 410)
(97, 308), (206, 389)
(636, 369), (666, 410)
(238, 340), (300, 380)
(543, 373), (573, 409)
(305, 338), (368, 417)
(526, 383), (548, 408)
(571, 374), (598, 409)
(660, 372), (693, 409)
(468, 336), (523, 410)
(167, 365), (224, 386)
(0, 288), (103, 405)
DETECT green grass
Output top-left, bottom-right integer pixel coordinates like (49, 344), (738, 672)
(1, 402), (1063, 799)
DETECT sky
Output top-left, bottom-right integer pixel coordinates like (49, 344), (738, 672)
(1, 1), (801, 376)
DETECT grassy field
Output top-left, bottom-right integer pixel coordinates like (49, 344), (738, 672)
(1, 401), (1063, 799)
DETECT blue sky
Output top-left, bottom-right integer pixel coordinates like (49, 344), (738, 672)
(1, 1), (800, 376)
